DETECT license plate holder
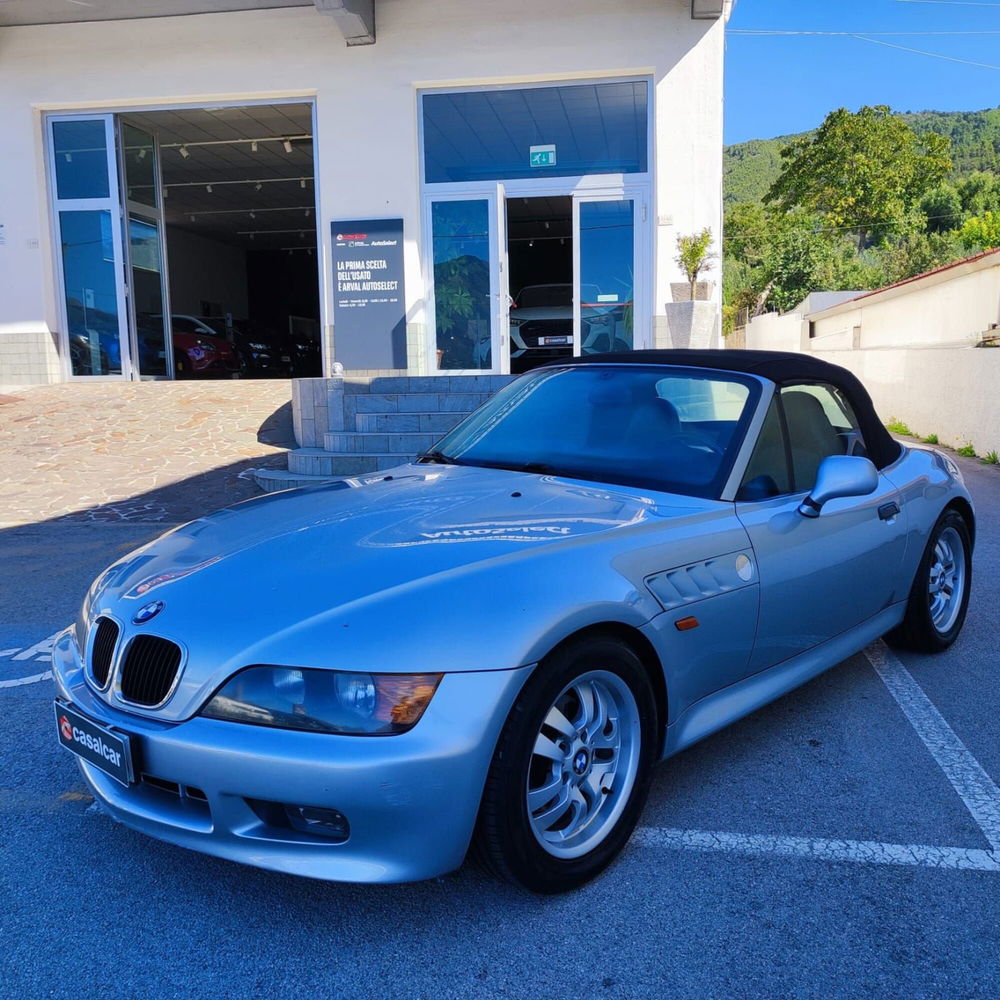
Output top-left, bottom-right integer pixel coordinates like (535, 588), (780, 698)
(540, 336), (570, 346)
(54, 700), (136, 787)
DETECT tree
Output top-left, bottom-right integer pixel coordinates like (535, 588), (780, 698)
(765, 105), (952, 249)
(958, 211), (1000, 252)
(874, 230), (966, 286)
(675, 228), (716, 298)
(956, 171), (1000, 218)
(919, 183), (963, 234)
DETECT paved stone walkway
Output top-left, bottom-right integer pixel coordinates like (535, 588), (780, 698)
(0, 381), (294, 525)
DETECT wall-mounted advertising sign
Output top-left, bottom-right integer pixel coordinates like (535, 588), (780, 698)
(331, 218), (406, 370)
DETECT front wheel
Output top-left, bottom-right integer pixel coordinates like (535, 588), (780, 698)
(886, 508), (972, 652)
(474, 635), (658, 893)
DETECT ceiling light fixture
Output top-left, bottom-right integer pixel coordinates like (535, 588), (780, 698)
(189, 215), (196, 222)
(255, 182), (262, 191)
(64, 152), (72, 163)
(304, 208), (311, 217)
(249, 211), (256, 219)
(179, 146), (190, 159)
(251, 141), (258, 153)
(162, 188), (168, 198)
(300, 178), (307, 189)
(206, 184), (213, 193)
(283, 139), (293, 154)
(138, 148), (147, 161)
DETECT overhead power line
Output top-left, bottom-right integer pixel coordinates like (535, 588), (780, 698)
(729, 28), (1000, 70)
(894, 0), (1000, 7)
(850, 34), (1000, 70)
(730, 29), (1000, 35)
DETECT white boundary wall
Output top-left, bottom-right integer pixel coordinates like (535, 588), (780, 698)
(809, 347), (1000, 458)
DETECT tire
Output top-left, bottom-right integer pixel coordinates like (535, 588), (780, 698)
(474, 634), (658, 893)
(886, 508), (972, 652)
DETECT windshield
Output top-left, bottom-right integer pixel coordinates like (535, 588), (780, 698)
(429, 365), (760, 498)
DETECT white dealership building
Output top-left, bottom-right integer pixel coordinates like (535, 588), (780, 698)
(0, 0), (732, 390)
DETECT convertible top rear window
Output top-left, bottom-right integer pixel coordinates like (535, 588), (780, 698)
(430, 365), (761, 498)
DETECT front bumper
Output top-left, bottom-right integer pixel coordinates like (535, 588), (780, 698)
(51, 629), (532, 883)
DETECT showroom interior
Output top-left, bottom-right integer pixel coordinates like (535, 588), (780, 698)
(50, 102), (321, 381)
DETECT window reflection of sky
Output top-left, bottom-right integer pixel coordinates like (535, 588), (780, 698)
(423, 81), (648, 184)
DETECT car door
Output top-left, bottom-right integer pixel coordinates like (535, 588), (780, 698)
(735, 383), (908, 675)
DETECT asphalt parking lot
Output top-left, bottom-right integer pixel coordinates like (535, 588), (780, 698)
(2, 451), (998, 1000)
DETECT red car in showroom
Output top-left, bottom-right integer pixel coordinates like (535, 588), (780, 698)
(168, 315), (240, 378)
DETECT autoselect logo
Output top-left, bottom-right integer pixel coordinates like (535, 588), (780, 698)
(60, 715), (123, 768)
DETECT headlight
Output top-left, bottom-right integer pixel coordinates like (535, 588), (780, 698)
(200, 666), (443, 735)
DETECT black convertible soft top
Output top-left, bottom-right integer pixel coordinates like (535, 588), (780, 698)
(556, 349), (902, 470)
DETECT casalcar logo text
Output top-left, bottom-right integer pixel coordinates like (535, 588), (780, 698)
(60, 715), (123, 767)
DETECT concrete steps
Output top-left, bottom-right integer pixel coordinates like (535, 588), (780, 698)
(355, 410), (464, 433)
(255, 375), (512, 493)
(287, 447), (415, 477)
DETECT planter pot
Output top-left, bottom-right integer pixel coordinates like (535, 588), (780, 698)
(660, 300), (721, 350)
(670, 281), (713, 303)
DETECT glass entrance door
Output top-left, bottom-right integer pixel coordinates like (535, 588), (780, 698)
(49, 116), (130, 378)
(48, 115), (173, 379)
(573, 197), (636, 357)
(426, 184), (508, 374)
(118, 121), (172, 378)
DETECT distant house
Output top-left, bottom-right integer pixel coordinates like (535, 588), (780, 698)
(744, 249), (1000, 457)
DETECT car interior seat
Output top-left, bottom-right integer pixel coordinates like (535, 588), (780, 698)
(781, 389), (845, 489)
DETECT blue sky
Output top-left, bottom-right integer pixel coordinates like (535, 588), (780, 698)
(725, 0), (1000, 144)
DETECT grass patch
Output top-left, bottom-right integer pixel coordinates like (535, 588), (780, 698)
(922, 433), (939, 445)
(957, 443), (977, 458)
(885, 418), (912, 436)
(982, 450), (999, 465)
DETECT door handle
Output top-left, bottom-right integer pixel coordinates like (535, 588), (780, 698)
(878, 501), (901, 522)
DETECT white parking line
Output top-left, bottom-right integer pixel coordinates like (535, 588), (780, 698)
(634, 827), (1000, 872)
(1, 631), (63, 688)
(865, 640), (1000, 853)
(0, 671), (53, 689)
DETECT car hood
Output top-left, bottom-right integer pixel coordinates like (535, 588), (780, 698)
(83, 464), (730, 719)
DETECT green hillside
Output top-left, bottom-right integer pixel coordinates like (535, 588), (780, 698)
(724, 106), (1000, 205)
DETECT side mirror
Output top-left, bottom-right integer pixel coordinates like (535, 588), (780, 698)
(798, 455), (879, 518)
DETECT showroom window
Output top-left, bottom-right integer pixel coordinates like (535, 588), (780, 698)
(422, 80), (648, 184)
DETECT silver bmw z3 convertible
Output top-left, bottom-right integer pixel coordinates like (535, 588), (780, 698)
(52, 349), (974, 893)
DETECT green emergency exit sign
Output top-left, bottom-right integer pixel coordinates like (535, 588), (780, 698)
(529, 145), (556, 168)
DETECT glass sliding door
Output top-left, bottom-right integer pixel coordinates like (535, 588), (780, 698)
(50, 116), (129, 378)
(574, 198), (636, 357)
(427, 187), (506, 373)
(119, 122), (172, 378)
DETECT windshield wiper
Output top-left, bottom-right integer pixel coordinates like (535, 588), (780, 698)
(417, 449), (460, 465)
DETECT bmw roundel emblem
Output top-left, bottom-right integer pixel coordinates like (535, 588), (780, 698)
(132, 600), (165, 625)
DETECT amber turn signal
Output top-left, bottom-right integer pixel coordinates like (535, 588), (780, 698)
(674, 616), (700, 632)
